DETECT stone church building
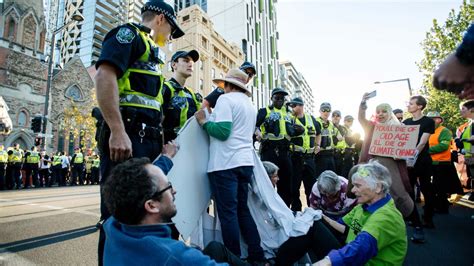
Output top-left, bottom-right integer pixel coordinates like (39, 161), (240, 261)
(0, 0), (95, 154)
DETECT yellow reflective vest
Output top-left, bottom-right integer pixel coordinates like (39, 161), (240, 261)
(73, 153), (84, 164)
(291, 114), (317, 153)
(163, 81), (201, 131)
(26, 151), (40, 164)
(316, 117), (338, 151)
(117, 23), (164, 112)
(0, 150), (8, 163)
(260, 106), (292, 141)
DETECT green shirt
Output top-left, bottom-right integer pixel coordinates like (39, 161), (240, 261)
(342, 197), (407, 266)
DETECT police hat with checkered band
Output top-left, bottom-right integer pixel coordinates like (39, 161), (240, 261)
(141, 0), (185, 39)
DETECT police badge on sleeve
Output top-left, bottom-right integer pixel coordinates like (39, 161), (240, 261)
(116, 27), (135, 44)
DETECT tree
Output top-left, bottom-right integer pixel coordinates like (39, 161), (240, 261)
(417, 1), (473, 132)
(62, 95), (98, 150)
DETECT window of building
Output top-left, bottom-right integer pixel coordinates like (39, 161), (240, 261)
(17, 110), (28, 127)
(200, 60), (203, 70)
(199, 79), (203, 92)
(202, 17), (207, 24)
(211, 68), (215, 79)
(201, 37), (208, 49)
(65, 85), (84, 101)
(5, 16), (16, 39)
(183, 15), (190, 22)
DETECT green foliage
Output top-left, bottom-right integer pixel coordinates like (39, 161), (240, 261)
(417, 1), (473, 132)
(63, 94), (98, 150)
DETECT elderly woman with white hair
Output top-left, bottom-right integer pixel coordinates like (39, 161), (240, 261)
(275, 161), (407, 265)
(309, 170), (357, 220)
(262, 161), (279, 188)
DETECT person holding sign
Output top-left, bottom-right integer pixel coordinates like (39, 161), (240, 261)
(358, 93), (425, 243)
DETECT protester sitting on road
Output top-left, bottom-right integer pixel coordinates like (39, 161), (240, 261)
(262, 161), (279, 188)
(433, 23), (474, 99)
(102, 157), (246, 266)
(279, 161), (407, 266)
(309, 170), (357, 220)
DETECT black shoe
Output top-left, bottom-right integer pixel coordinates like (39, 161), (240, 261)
(411, 227), (425, 243)
(95, 220), (104, 230)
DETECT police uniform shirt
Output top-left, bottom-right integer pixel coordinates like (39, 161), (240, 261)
(296, 115), (321, 136)
(95, 23), (163, 122)
(256, 105), (298, 144)
(162, 78), (200, 129)
(205, 87), (225, 109)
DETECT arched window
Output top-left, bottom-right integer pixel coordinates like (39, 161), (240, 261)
(65, 85), (84, 101)
(4, 16), (17, 39)
(17, 110), (28, 127)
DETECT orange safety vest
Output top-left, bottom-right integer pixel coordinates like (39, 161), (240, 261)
(429, 126), (451, 162)
(457, 121), (469, 138)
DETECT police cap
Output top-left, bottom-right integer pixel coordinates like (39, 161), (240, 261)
(239, 61), (256, 76)
(141, 0), (185, 39)
(271, 88), (288, 97)
(288, 97), (304, 106)
(171, 50), (200, 62)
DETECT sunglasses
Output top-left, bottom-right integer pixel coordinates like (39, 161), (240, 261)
(273, 95), (285, 100)
(151, 181), (173, 199)
(321, 109), (331, 112)
(164, 16), (177, 39)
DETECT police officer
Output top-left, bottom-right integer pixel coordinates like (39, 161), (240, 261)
(256, 88), (301, 206)
(331, 110), (346, 176)
(315, 103), (342, 179)
(91, 154), (100, 185)
(162, 50), (201, 142)
(7, 143), (23, 189)
(94, 0), (184, 263)
(202, 61), (256, 110)
(71, 147), (85, 185)
(22, 146), (40, 188)
(341, 115), (357, 177)
(0, 144), (7, 190)
(288, 97), (321, 211)
(50, 152), (62, 187)
(84, 150), (94, 185)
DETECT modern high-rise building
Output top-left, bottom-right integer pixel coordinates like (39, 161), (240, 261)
(206, 0), (279, 109)
(173, 0), (207, 13)
(162, 5), (244, 98)
(279, 60), (315, 115)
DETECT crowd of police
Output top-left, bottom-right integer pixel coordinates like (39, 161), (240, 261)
(0, 144), (100, 190)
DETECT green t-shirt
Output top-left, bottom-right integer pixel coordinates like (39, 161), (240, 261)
(342, 197), (407, 265)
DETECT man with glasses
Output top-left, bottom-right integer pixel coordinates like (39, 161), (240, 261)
(255, 88), (302, 207)
(331, 110), (345, 176)
(202, 62), (256, 110)
(94, 0), (184, 263)
(315, 103), (342, 181)
(102, 158), (245, 265)
(393, 109), (404, 122)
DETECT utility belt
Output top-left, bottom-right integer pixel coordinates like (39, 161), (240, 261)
(291, 145), (315, 154)
(317, 149), (334, 156)
(261, 140), (290, 151)
(292, 151), (315, 159)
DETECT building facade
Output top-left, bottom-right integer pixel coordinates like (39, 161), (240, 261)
(207, 0), (279, 109)
(0, 0), (95, 153)
(162, 5), (244, 98)
(173, 0), (208, 13)
(279, 60), (315, 115)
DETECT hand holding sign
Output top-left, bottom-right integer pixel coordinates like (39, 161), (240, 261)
(369, 124), (420, 159)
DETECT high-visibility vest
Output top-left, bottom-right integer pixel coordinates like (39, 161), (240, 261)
(26, 151), (40, 164)
(10, 149), (23, 163)
(316, 117), (338, 151)
(73, 153), (84, 164)
(462, 122), (474, 158)
(291, 113), (316, 153)
(85, 156), (94, 172)
(117, 23), (164, 112)
(92, 158), (100, 168)
(260, 106), (291, 141)
(52, 155), (62, 166)
(0, 150), (7, 163)
(429, 126), (452, 162)
(334, 125), (348, 150)
(163, 81), (201, 130)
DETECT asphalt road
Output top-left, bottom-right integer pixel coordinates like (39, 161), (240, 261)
(0, 186), (473, 265)
(0, 186), (100, 265)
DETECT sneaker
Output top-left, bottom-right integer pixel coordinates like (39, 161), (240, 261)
(411, 227), (425, 243)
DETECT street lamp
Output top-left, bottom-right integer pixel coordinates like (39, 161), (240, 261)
(41, 13), (84, 150)
(374, 78), (412, 96)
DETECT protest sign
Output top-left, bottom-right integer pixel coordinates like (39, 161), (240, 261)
(369, 124), (419, 159)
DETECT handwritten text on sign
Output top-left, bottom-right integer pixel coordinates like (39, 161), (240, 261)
(369, 124), (420, 158)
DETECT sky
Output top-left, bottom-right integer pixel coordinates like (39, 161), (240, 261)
(277, 0), (463, 133)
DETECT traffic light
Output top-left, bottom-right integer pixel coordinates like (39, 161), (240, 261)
(34, 137), (42, 146)
(31, 116), (42, 133)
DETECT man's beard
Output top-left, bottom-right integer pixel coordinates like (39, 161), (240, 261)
(161, 209), (177, 223)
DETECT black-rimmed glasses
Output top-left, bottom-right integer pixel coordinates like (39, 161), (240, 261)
(151, 181), (173, 199)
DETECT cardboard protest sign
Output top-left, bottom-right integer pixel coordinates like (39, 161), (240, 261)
(369, 124), (419, 159)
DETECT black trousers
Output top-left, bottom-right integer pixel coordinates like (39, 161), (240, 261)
(23, 166), (39, 187)
(71, 164), (84, 185)
(314, 151), (336, 180)
(291, 152), (316, 211)
(98, 133), (162, 266)
(8, 163), (22, 189)
(0, 163), (6, 190)
(261, 145), (293, 207)
(39, 168), (50, 187)
(203, 241), (250, 266)
(334, 150), (344, 176)
(275, 220), (343, 265)
(408, 162), (435, 222)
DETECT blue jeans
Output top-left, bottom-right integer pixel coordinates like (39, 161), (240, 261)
(208, 166), (264, 261)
